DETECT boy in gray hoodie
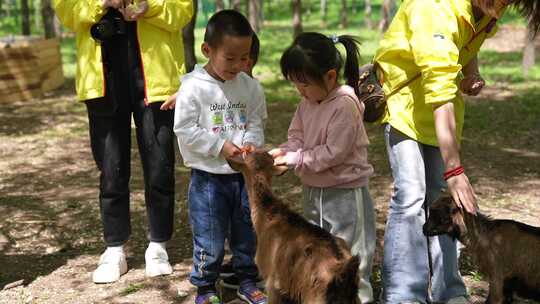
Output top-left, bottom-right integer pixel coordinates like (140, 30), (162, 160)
(173, 9), (267, 304)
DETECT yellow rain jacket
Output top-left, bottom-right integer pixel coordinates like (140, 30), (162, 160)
(53, 0), (193, 103)
(374, 0), (498, 146)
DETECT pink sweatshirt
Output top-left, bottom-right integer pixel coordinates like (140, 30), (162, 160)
(280, 85), (374, 188)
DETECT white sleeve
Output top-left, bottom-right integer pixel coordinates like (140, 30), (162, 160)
(242, 81), (267, 147)
(173, 86), (225, 157)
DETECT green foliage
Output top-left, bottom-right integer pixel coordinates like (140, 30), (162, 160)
(121, 283), (144, 296)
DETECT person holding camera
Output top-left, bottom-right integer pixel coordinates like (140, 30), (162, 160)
(53, 0), (193, 283)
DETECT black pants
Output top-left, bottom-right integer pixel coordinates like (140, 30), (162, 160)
(86, 98), (175, 246)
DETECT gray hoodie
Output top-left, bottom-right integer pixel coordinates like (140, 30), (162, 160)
(174, 65), (266, 174)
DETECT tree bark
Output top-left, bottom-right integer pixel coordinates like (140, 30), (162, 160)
(216, 0), (224, 11)
(231, 0), (242, 11)
(41, 0), (56, 38)
(523, 23), (536, 78)
(182, 0), (198, 73)
(292, 0), (303, 38)
(21, 0), (31, 35)
(364, 0), (373, 30)
(379, 0), (395, 32)
(340, 0), (348, 28)
(248, 0), (261, 32)
(320, 0), (327, 27)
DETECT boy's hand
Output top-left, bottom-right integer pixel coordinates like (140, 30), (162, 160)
(242, 143), (256, 156)
(460, 73), (485, 96)
(161, 92), (178, 110)
(221, 141), (241, 159)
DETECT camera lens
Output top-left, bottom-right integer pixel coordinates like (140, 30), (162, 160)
(90, 19), (115, 42)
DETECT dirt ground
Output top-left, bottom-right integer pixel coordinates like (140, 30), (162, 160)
(1, 25), (539, 304)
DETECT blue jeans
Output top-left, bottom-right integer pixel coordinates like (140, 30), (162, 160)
(382, 124), (467, 303)
(188, 169), (258, 287)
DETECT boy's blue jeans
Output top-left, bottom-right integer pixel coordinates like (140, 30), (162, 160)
(188, 169), (259, 288)
(382, 124), (467, 303)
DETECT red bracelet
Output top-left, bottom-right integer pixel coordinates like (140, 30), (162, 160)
(444, 166), (464, 180)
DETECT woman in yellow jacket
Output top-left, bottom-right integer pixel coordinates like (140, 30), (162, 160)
(374, 0), (538, 302)
(53, 0), (193, 283)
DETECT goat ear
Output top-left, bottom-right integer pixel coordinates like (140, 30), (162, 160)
(451, 207), (467, 240)
(226, 154), (246, 172)
(272, 164), (289, 176)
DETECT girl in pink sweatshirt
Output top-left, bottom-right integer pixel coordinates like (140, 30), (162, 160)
(269, 32), (376, 303)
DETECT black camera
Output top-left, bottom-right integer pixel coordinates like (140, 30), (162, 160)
(90, 9), (126, 42)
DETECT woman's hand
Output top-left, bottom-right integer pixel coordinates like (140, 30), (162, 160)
(102, 0), (123, 9)
(446, 172), (478, 215)
(460, 74), (485, 96)
(120, 0), (148, 21)
(160, 92), (178, 110)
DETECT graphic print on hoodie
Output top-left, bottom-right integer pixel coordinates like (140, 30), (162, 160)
(173, 65), (267, 174)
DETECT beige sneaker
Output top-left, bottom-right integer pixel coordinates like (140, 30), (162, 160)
(145, 245), (173, 277)
(92, 249), (128, 284)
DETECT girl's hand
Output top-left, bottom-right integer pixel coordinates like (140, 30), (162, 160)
(273, 155), (287, 166)
(460, 74), (485, 96)
(161, 92), (178, 110)
(268, 148), (285, 158)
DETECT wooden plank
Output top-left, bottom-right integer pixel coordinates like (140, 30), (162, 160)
(30, 38), (60, 50)
(0, 78), (41, 93)
(0, 63), (39, 78)
(0, 70), (41, 84)
(38, 55), (62, 74)
(41, 66), (64, 92)
(0, 47), (36, 61)
(35, 47), (59, 61)
(1, 87), (42, 103)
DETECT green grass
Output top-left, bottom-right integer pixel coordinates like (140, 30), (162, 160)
(120, 283), (144, 296)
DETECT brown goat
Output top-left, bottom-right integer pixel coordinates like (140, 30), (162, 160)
(423, 194), (540, 304)
(228, 151), (360, 304)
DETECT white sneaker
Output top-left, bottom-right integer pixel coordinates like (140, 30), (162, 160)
(92, 249), (128, 284)
(145, 244), (173, 277)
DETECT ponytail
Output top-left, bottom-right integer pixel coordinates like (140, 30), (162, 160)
(335, 35), (361, 97)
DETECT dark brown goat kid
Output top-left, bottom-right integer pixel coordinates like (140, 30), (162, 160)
(423, 194), (540, 304)
(228, 150), (360, 304)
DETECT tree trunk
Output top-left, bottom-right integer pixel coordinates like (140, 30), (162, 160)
(54, 16), (62, 37)
(231, 0), (242, 11)
(364, 0), (373, 29)
(523, 24), (536, 78)
(248, 0), (261, 32)
(340, 0), (348, 28)
(21, 0), (31, 35)
(216, 0), (224, 11)
(292, 0), (303, 38)
(379, 0), (395, 32)
(320, 0), (327, 27)
(41, 0), (56, 38)
(34, 0), (40, 30)
(182, 0), (198, 73)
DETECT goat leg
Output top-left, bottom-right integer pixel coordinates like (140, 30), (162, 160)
(486, 277), (506, 304)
